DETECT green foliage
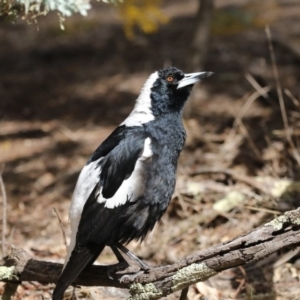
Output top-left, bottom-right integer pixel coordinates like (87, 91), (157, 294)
(0, 0), (122, 23)
(0, 0), (167, 38)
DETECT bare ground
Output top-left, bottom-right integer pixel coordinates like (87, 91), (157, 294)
(1, 0), (300, 299)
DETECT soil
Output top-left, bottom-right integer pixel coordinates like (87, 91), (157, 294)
(1, 0), (300, 299)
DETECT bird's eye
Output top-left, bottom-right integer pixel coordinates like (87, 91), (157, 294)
(166, 76), (174, 82)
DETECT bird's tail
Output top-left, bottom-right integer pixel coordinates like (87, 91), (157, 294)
(52, 244), (105, 300)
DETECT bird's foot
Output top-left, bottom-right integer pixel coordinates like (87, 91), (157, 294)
(118, 270), (144, 284)
(107, 260), (129, 280)
(114, 242), (151, 272)
(118, 264), (153, 283)
(107, 262), (153, 283)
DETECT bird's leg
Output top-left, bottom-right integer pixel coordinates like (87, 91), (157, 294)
(111, 245), (126, 263)
(111, 244), (146, 284)
(115, 242), (150, 271)
(107, 246), (130, 280)
(108, 244), (150, 282)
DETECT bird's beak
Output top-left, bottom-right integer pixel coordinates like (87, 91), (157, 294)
(177, 71), (213, 89)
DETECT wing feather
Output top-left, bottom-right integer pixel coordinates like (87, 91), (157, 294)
(100, 132), (150, 199)
(76, 133), (152, 246)
(65, 127), (151, 266)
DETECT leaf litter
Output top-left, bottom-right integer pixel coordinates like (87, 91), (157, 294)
(1, 0), (300, 299)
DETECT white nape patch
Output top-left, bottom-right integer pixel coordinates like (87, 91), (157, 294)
(64, 159), (102, 267)
(121, 72), (158, 127)
(97, 137), (152, 209)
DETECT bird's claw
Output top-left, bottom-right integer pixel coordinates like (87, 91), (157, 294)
(107, 261), (129, 280)
(119, 270), (144, 284)
(118, 264), (153, 283)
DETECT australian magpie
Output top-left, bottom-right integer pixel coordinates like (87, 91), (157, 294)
(52, 66), (212, 300)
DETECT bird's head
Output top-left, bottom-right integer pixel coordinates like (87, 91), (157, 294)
(124, 67), (213, 127)
(150, 66), (213, 116)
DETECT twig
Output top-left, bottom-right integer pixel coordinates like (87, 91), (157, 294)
(53, 207), (68, 250)
(284, 89), (299, 107)
(233, 278), (245, 299)
(189, 168), (270, 196)
(3, 283), (19, 300)
(244, 205), (280, 215)
(179, 287), (189, 300)
(236, 85), (270, 119)
(245, 73), (271, 101)
(71, 287), (78, 300)
(0, 164), (7, 256)
(273, 248), (300, 269)
(225, 87), (270, 159)
(265, 25), (300, 166)
(235, 118), (261, 158)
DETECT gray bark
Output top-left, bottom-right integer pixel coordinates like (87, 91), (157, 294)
(1, 209), (300, 299)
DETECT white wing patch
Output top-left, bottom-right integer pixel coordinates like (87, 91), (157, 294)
(64, 138), (152, 267)
(69, 159), (102, 222)
(64, 159), (102, 267)
(97, 137), (152, 209)
(121, 72), (158, 127)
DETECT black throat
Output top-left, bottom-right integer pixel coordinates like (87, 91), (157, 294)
(150, 78), (192, 117)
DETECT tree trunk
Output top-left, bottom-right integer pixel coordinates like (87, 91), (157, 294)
(184, 0), (214, 119)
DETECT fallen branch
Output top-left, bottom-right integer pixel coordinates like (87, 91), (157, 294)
(1, 208), (300, 300)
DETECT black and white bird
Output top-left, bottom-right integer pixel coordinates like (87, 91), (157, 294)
(52, 66), (212, 300)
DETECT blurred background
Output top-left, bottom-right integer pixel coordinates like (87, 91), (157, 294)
(1, 0), (300, 299)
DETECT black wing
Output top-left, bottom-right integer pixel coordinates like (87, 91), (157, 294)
(100, 130), (148, 198)
(77, 129), (150, 246)
(88, 125), (129, 162)
(53, 126), (150, 300)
